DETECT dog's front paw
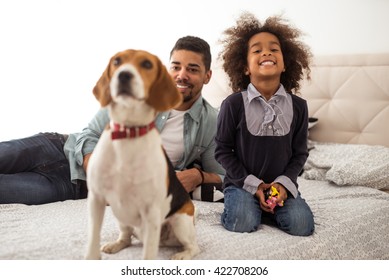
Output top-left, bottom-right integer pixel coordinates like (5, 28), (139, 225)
(171, 251), (192, 260)
(85, 253), (101, 260)
(171, 245), (200, 260)
(101, 239), (131, 254)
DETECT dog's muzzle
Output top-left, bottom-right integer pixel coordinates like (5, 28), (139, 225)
(117, 70), (135, 97)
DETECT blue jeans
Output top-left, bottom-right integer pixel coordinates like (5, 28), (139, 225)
(221, 186), (314, 236)
(0, 133), (86, 205)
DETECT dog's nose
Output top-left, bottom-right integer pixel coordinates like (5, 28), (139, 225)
(118, 71), (133, 84)
(117, 70), (135, 97)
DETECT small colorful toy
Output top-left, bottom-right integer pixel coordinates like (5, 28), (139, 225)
(265, 185), (284, 210)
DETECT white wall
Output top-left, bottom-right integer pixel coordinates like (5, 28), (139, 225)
(1, 0), (388, 141)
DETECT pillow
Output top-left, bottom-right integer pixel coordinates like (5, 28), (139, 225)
(302, 142), (389, 190)
(308, 117), (318, 130)
(307, 117), (318, 150)
(191, 183), (224, 202)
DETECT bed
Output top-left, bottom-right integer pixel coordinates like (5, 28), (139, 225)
(1, 53), (389, 260)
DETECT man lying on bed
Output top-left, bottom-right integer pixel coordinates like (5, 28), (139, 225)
(0, 36), (224, 205)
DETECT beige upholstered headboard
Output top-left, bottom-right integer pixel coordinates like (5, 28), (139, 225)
(203, 53), (389, 147)
(300, 53), (389, 147)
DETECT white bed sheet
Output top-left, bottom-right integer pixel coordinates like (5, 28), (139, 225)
(1, 178), (388, 260)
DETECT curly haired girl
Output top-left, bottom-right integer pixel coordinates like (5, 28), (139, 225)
(215, 12), (314, 236)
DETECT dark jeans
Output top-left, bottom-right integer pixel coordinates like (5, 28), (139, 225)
(0, 133), (86, 205)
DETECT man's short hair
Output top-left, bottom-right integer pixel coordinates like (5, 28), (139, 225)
(170, 36), (212, 71)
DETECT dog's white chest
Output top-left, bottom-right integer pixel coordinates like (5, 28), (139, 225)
(87, 130), (169, 224)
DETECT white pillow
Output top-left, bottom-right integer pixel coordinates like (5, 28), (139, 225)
(308, 117), (318, 130)
(307, 117), (319, 150)
(303, 142), (389, 190)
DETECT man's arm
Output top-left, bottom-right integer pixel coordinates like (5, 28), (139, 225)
(74, 108), (110, 172)
(176, 167), (222, 193)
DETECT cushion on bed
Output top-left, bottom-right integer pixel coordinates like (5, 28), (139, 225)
(307, 117), (319, 150)
(302, 142), (389, 190)
(308, 117), (319, 130)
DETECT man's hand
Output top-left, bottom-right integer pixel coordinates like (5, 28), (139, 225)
(83, 153), (92, 172)
(176, 168), (202, 193)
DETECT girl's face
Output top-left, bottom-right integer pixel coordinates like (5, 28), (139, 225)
(245, 32), (285, 83)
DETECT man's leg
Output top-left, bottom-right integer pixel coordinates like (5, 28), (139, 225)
(0, 133), (78, 205)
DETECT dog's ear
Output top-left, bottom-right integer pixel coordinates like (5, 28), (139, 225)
(93, 59), (113, 107)
(147, 58), (182, 112)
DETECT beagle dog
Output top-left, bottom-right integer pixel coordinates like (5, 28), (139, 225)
(85, 49), (200, 260)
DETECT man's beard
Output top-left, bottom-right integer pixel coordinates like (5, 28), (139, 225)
(182, 89), (195, 103)
(176, 79), (196, 103)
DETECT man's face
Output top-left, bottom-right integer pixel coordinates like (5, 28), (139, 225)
(169, 50), (211, 109)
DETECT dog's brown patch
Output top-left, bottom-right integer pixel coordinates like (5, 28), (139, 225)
(177, 200), (195, 216)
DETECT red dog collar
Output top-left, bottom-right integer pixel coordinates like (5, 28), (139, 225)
(110, 121), (155, 140)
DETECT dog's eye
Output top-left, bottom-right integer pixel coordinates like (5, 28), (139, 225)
(141, 59), (153, 69)
(113, 57), (122, 66)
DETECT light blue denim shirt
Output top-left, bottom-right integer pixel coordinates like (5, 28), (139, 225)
(63, 108), (109, 182)
(63, 96), (225, 183)
(155, 96), (225, 180)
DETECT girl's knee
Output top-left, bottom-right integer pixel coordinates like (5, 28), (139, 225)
(221, 211), (260, 233)
(222, 186), (261, 233)
(277, 210), (315, 236)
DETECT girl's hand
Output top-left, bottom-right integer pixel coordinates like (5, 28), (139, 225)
(256, 182), (288, 213)
(271, 182), (288, 206)
(255, 183), (273, 213)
